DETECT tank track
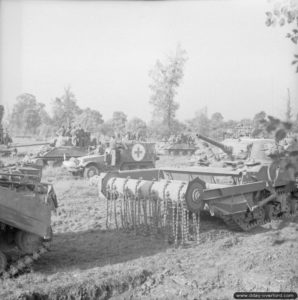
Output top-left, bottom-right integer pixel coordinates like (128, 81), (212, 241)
(0, 241), (50, 280)
(221, 197), (298, 232)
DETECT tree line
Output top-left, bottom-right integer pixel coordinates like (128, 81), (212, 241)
(5, 2), (298, 142)
(5, 84), (298, 141)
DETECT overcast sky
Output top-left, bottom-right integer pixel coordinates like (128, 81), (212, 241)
(0, 0), (297, 123)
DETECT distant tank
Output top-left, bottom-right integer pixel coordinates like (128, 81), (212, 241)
(24, 136), (94, 167)
(165, 143), (197, 156)
(0, 165), (57, 277)
(164, 134), (197, 156)
(196, 134), (276, 168)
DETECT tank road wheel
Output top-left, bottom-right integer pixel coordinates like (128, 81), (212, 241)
(15, 231), (42, 254)
(0, 251), (7, 273)
(84, 165), (99, 179)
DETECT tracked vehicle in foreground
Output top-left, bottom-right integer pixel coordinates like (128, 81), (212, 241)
(94, 143), (298, 244)
(0, 166), (57, 277)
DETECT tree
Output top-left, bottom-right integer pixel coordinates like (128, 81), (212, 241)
(9, 93), (44, 135)
(98, 119), (114, 137)
(52, 87), (82, 128)
(210, 112), (224, 140)
(252, 111), (267, 137)
(187, 108), (210, 136)
(210, 112), (224, 124)
(112, 111), (127, 135)
(285, 88), (293, 122)
(265, 0), (298, 72)
(73, 108), (103, 133)
(149, 45), (187, 132)
(293, 113), (298, 132)
(126, 117), (147, 134)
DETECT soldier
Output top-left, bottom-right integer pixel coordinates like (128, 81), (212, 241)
(3, 130), (12, 145)
(56, 125), (66, 137)
(65, 125), (72, 137)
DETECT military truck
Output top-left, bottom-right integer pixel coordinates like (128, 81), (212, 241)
(63, 142), (158, 178)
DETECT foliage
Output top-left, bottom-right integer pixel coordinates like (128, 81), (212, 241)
(0, 105), (4, 124)
(73, 108), (103, 133)
(52, 87), (82, 128)
(210, 112), (225, 139)
(112, 111), (127, 135)
(265, 0), (298, 72)
(252, 111), (267, 137)
(187, 108), (210, 136)
(286, 89), (293, 121)
(9, 93), (45, 135)
(149, 45), (187, 132)
(98, 119), (114, 137)
(258, 115), (293, 142)
(293, 113), (298, 132)
(126, 117), (147, 135)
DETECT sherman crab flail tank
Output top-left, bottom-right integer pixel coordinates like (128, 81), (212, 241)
(94, 141), (298, 244)
(0, 165), (57, 278)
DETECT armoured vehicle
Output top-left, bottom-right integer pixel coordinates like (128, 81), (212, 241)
(164, 143), (197, 156)
(25, 136), (93, 167)
(63, 142), (158, 178)
(95, 141), (298, 237)
(163, 133), (197, 156)
(0, 165), (57, 277)
(196, 134), (276, 168)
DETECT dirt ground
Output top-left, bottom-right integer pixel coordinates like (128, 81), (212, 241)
(0, 154), (298, 300)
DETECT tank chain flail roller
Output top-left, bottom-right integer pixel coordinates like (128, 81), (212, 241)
(104, 177), (202, 246)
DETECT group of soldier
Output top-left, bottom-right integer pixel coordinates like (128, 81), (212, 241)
(168, 133), (195, 145)
(56, 124), (92, 147)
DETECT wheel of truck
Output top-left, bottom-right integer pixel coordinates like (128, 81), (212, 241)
(0, 251), (7, 273)
(84, 165), (99, 178)
(15, 231), (43, 254)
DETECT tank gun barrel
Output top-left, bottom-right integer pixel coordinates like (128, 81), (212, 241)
(196, 134), (233, 156)
(8, 142), (51, 148)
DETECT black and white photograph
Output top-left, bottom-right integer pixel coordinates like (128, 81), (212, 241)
(0, 0), (298, 299)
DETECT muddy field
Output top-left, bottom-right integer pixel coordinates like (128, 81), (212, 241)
(1, 155), (298, 300)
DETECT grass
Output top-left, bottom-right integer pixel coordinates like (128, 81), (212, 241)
(1, 143), (297, 300)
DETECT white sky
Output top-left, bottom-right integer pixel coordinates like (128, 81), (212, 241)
(0, 0), (297, 123)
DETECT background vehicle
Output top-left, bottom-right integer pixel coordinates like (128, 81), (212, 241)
(63, 142), (158, 178)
